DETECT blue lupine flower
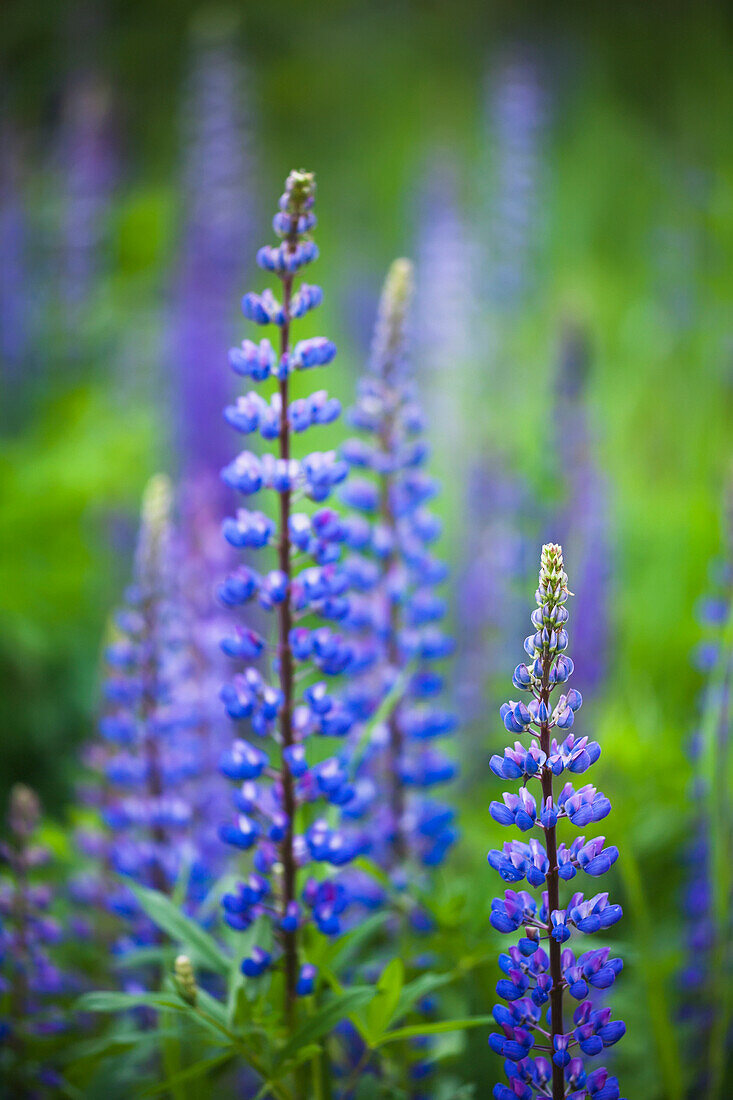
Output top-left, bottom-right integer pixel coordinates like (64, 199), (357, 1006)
(482, 51), (544, 311)
(56, 67), (117, 311)
(0, 122), (32, 397)
(456, 460), (536, 760)
(170, 20), (256, 486)
(338, 257), (458, 875)
(414, 161), (480, 476)
(552, 322), (612, 695)
(218, 170), (376, 1006)
(487, 544), (625, 1100)
(678, 535), (733, 1097)
(0, 786), (77, 1089)
(74, 476), (231, 951)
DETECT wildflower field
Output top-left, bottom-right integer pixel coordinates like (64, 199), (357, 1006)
(1, 3), (732, 1098)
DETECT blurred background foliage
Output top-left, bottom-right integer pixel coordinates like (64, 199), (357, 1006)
(1, 1), (732, 1096)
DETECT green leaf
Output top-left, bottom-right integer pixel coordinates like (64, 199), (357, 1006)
(76, 987), (234, 1054)
(194, 988), (230, 1030)
(347, 669), (411, 781)
(375, 1015), (495, 1047)
(159, 1008), (185, 1100)
(130, 883), (231, 974)
(394, 971), (457, 1021)
(226, 915), (266, 1025)
(351, 857), (394, 895)
(171, 856), (193, 909)
(111, 945), (170, 970)
(326, 911), (390, 975)
(364, 958), (404, 1044)
(275, 987), (375, 1070)
(283, 1042), (322, 1070)
(63, 1029), (177, 1067)
(76, 991), (187, 1014)
(141, 1050), (234, 1096)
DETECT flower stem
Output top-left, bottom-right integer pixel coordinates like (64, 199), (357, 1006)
(276, 268), (298, 1019)
(379, 466), (405, 866)
(539, 665), (564, 1100)
(141, 593), (171, 897)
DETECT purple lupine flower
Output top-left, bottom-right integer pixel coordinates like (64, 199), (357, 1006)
(487, 544), (625, 1100)
(455, 457), (536, 772)
(170, 20), (256, 486)
(76, 476), (230, 951)
(482, 50), (545, 311)
(218, 170), (374, 1010)
(679, 526), (733, 1097)
(552, 323), (612, 694)
(0, 120), (31, 389)
(414, 160), (479, 465)
(56, 67), (117, 310)
(0, 786), (76, 1089)
(339, 257), (458, 876)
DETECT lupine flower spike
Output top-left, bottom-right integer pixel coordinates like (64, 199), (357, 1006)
(219, 170), (374, 1014)
(488, 545), (626, 1100)
(341, 257), (458, 874)
(553, 323), (611, 695)
(75, 475), (229, 952)
(172, 16), (254, 483)
(0, 785), (74, 1093)
(679, 504), (733, 1097)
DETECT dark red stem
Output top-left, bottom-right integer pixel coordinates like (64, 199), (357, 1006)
(539, 661), (564, 1100)
(276, 262), (298, 1018)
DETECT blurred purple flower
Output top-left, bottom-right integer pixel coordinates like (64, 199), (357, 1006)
(170, 18), (257, 486)
(552, 323), (613, 694)
(483, 50), (545, 311)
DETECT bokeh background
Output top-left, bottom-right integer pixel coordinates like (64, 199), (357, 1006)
(2, 2), (732, 1097)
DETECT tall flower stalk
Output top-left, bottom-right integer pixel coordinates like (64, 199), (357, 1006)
(456, 457), (534, 769)
(488, 544), (625, 1100)
(218, 170), (371, 1020)
(482, 50), (544, 312)
(553, 323), (611, 695)
(78, 475), (229, 950)
(340, 257), (458, 873)
(0, 785), (73, 1095)
(679, 517), (733, 1098)
(172, 13), (255, 485)
(414, 162), (478, 490)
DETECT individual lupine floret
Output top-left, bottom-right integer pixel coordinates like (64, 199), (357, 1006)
(0, 785), (76, 1092)
(339, 257), (458, 874)
(487, 545), (625, 1100)
(217, 170), (377, 1013)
